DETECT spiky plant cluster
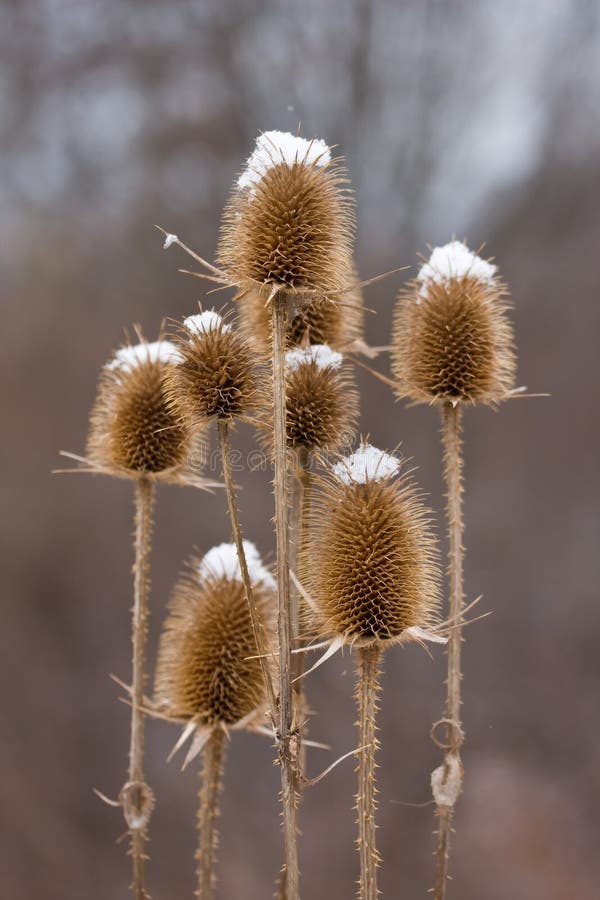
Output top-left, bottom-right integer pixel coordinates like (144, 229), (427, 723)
(236, 275), (364, 353)
(392, 241), (516, 406)
(87, 338), (195, 479)
(217, 131), (354, 298)
(303, 444), (440, 647)
(155, 541), (276, 730)
(165, 310), (259, 427)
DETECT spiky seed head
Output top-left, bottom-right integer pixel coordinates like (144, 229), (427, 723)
(256, 344), (358, 455)
(235, 265), (365, 354)
(86, 337), (195, 479)
(155, 541), (275, 728)
(217, 131), (354, 298)
(391, 241), (516, 406)
(302, 444), (440, 647)
(165, 310), (258, 425)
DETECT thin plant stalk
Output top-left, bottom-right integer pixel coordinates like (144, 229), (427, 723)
(433, 402), (465, 898)
(196, 727), (226, 900)
(217, 417), (278, 719)
(356, 644), (382, 900)
(272, 290), (300, 899)
(290, 446), (311, 673)
(122, 476), (155, 900)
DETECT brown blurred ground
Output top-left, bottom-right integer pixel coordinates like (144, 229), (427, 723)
(1, 1), (599, 898)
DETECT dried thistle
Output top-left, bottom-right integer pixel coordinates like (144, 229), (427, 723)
(257, 344), (358, 456)
(154, 541), (276, 900)
(217, 130), (354, 300)
(300, 444), (441, 900)
(165, 310), (259, 427)
(391, 241), (516, 407)
(86, 337), (201, 482)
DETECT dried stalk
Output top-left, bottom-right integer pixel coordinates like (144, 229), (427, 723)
(432, 403), (465, 898)
(217, 417), (278, 719)
(121, 476), (155, 900)
(272, 291), (300, 899)
(356, 644), (382, 900)
(196, 727), (226, 900)
(290, 446), (311, 674)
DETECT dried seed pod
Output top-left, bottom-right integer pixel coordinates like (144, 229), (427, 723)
(155, 541), (276, 728)
(217, 131), (354, 299)
(392, 241), (516, 406)
(86, 337), (198, 480)
(302, 444), (440, 647)
(258, 344), (358, 455)
(236, 265), (365, 354)
(165, 310), (259, 425)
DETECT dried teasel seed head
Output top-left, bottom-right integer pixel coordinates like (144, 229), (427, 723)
(391, 241), (516, 406)
(86, 337), (197, 479)
(165, 309), (259, 425)
(155, 541), (276, 728)
(256, 344), (358, 455)
(235, 262), (365, 354)
(302, 444), (441, 647)
(217, 131), (354, 298)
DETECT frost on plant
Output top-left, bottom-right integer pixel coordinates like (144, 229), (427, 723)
(238, 130), (332, 191)
(198, 540), (276, 591)
(332, 444), (400, 485)
(285, 343), (342, 372)
(183, 310), (231, 336)
(107, 340), (182, 372)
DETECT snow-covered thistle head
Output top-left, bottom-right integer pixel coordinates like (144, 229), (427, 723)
(392, 241), (516, 406)
(154, 542), (276, 730)
(257, 343), (358, 455)
(301, 445), (441, 648)
(86, 333), (199, 481)
(217, 131), (354, 298)
(165, 309), (259, 426)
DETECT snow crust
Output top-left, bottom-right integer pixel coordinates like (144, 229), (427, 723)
(183, 310), (230, 335)
(332, 444), (400, 485)
(417, 241), (496, 297)
(107, 340), (181, 372)
(285, 343), (342, 372)
(198, 541), (276, 591)
(163, 233), (178, 249)
(238, 130), (331, 191)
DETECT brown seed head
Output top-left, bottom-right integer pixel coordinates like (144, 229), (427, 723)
(302, 445), (440, 647)
(86, 338), (195, 479)
(165, 310), (258, 425)
(155, 541), (276, 727)
(392, 241), (516, 406)
(217, 131), (354, 298)
(236, 264), (365, 354)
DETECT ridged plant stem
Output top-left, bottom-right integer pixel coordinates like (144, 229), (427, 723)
(356, 644), (382, 900)
(123, 476), (155, 900)
(272, 290), (300, 899)
(196, 727), (226, 900)
(432, 403), (465, 899)
(217, 417), (278, 719)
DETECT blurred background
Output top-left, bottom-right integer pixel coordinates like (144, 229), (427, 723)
(2, 0), (599, 897)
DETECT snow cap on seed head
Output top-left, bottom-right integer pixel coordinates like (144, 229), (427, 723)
(238, 131), (332, 192)
(332, 443), (400, 485)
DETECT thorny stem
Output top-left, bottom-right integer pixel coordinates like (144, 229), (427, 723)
(217, 418), (278, 719)
(196, 727), (226, 900)
(123, 477), (155, 900)
(432, 403), (465, 899)
(356, 644), (382, 900)
(272, 291), (300, 899)
(290, 446), (311, 676)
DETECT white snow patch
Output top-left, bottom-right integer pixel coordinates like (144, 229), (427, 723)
(238, 130), (331, 191)
(285, 343), (342, 372)
(163, 233), (178, 249)
(107, 340), (181, 372)
(183, 310), (230, 336)
(332, 444), (400, 485)
(417, 241), (496, 300)
(198, 540), (276, 591)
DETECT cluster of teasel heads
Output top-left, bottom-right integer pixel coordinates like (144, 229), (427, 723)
(64, 129), (520, 900)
